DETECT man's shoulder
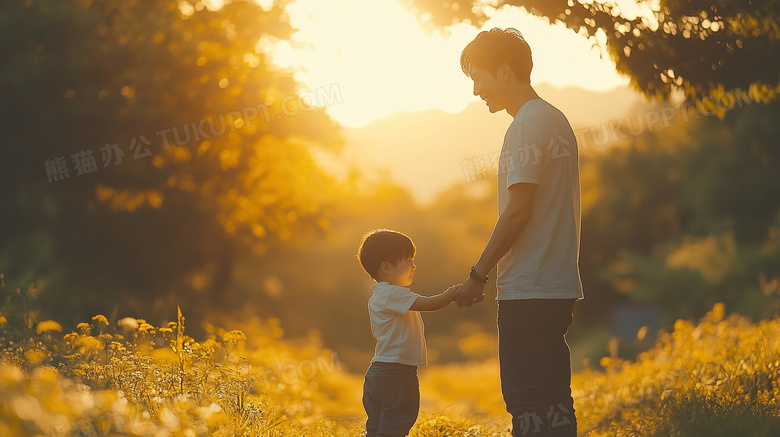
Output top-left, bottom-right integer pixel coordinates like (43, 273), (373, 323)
(514, 100), (572, 132)
(519, 99), (562, 120)
(504, 108), (542, 139)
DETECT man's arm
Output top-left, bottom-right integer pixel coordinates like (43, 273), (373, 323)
(458, 182), (537, 306)
(410, 285), (459, 311)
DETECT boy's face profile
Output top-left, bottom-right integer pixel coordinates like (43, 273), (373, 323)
(357, 228), (416, 285)
(380, 256), (416, 287)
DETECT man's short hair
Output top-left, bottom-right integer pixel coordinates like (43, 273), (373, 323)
(357, 229), (416, 281)
(460, 27), (533, 83)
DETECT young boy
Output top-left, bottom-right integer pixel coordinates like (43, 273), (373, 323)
(356, 228), (459, 437)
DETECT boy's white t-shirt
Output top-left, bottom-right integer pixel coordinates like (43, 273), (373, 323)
(496, 99), (584, 301)
(368, 282), (427, 366)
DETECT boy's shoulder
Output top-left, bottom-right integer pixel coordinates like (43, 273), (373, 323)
(371, 282), (418, 300)
(369, 282), (419, 314)
(372, 281), (407, 292)
(371, 282), (408, 302)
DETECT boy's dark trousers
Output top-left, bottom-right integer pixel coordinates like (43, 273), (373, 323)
(362, 361), (420, 437)
(498, 298), (578, 437)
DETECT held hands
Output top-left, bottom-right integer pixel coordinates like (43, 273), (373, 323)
(455, 277), (486, 307)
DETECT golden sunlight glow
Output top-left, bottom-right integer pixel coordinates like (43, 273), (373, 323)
(270, 0), (629, 127)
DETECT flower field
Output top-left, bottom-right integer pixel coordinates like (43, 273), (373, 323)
(0, 304), (778, 436)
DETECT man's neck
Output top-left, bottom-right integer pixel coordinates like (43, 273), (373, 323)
(506, 83), (540, 118)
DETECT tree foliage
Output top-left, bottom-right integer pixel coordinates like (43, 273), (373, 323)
(403, 0), (780, 107)
(0, 0), (342, 322)
(581, 100), (780, 322)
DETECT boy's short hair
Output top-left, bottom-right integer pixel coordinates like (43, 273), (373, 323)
(357, 229), (416, 281)
(460, 27), (533, 83)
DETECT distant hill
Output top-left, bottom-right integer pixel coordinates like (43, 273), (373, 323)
(533, 82), (650, 130)
(319, 83), (649, 204)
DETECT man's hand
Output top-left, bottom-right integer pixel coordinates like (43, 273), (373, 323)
(456, 277), (486, 307)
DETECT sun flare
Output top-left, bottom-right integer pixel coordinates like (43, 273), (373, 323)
(270, 0), (629, 127)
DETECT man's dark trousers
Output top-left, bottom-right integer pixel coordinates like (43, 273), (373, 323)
(498, 298), (578, 437)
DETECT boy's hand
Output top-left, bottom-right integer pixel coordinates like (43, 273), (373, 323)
(445, 284), (460, 302)
(411, 284), (462, 311)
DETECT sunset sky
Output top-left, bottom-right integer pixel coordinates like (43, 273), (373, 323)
(270, 0), (637, 127)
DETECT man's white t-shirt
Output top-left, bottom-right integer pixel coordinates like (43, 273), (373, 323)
(496, 99), (584, 301)
(368, 282), (427, 366)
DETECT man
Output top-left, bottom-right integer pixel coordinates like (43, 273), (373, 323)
(455, 28), (584, 437)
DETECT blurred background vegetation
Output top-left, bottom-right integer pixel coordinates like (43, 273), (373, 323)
(1, 0), (779, 379)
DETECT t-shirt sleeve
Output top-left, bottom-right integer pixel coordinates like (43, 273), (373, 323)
(505, 121), (543, 187)
(381, 286), (420, 315)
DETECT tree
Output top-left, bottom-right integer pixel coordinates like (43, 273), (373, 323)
(582, 100), (780, 322)
(402, 0), (779, 108)
(0, 0), (342, 323)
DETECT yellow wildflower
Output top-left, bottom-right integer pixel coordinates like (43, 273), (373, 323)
(36, 320), (63, 334)
(76, 335), (104, 351)
(222, 330), (247, 344)
(118, 317), (139, 330)
(24, 349), (47, 365)
(0, 365), (24, 387)
(32, 366), (59, 387)
(92, 314), (109, 326)
(139, 321), (155, 334)
(77, 322), (90, 334)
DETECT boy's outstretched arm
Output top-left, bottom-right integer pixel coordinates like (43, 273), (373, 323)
(410, 285), (459, 311)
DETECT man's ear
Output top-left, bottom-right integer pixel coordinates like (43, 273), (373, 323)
(379, 261), (391, 274)
(497, 62), (512, 82)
